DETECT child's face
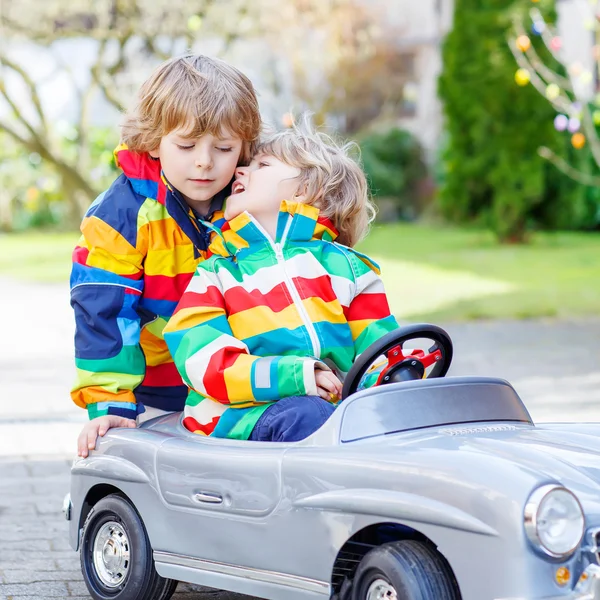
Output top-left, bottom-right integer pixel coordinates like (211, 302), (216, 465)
(150, 127), (243, 211)
(225, 153), (301, 222)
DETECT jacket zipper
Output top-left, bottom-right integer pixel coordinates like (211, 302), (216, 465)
(71, 281), (141, 294)
(251, 215), (321, 358)
(274, 220), (321, 358)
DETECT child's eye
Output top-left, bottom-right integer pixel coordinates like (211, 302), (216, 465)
(176, 144), (194, 151)
(258, 161), (269, 168)
(217, 147), (233, 153)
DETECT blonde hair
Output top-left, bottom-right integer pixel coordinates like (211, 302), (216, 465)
(121, 54), (261, 163)
(258, 116), (376, 247)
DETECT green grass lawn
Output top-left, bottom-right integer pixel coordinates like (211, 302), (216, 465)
(359, 224), (600, 321)
(0, 231), (78, 283)
(1, 224), (599, 321)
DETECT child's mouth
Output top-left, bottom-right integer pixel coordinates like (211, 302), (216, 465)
(231, 181), (245, 195)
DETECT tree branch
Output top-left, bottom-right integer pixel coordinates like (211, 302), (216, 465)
(0, 79), (48, 148)
(0, 53), (49, 136)
(507, 38), (573, 114)
(0, 119), (32, 148)
(91, 38), (126, 112)
(538, 146), (600, 187)
(76, 78), (96, 173)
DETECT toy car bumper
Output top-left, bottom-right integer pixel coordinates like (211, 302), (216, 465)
(496, 565), (600, 599)
(562, 564), (600, 599)
(62, 493), (71, 521)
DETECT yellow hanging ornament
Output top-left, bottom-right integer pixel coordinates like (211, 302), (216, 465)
(515, 69), (531, 86)
(546, 84), (560, 100)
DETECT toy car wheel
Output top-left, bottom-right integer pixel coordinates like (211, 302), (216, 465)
(80, 493), (177, 600)
(351, 540), (459, 600)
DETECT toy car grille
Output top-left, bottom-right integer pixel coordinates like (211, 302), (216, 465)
(332, 541), (373, 591)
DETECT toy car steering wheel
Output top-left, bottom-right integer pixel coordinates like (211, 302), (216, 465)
(342, 323), (453, 399)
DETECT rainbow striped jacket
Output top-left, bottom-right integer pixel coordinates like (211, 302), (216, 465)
(70, 146), (226, 420)
(163, 201), (399, 439)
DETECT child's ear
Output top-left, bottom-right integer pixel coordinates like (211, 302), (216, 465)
(148, 147), (160, 159)
(293, 183), (310, 204)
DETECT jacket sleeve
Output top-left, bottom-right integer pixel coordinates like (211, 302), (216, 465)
(70, 184), (147, 420)
(164, 262), (322, 405)
(344, 249), (399, 359)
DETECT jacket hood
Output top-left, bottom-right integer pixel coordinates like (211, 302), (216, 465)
(207, 201), (340, 259)
(114, 144), (169, 204)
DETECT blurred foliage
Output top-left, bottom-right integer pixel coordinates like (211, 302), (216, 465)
(0, 128), (118, 232)
(438, 0), (596, 242)
(359, 128), (429, 220)
(0, 0), (414, 230)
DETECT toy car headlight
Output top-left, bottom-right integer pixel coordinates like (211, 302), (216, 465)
(524, 484), (585, 558)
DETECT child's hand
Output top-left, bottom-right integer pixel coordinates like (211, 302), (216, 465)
(315, 370), (343, 402)
(77, 416), (137, 458)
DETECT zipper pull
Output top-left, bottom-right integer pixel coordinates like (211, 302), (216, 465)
(274, 243), (284, 261)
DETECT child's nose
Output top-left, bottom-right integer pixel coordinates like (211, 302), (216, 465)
(235, 167), (247, 179)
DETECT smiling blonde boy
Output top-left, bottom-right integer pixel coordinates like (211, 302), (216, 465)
(164, 119), (398, 442)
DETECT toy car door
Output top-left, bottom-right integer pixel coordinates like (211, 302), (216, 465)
(155, 436), (284, 564)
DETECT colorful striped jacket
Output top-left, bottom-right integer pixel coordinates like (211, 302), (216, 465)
(70, 146), (226, 420)
(163, 201), (399, 439)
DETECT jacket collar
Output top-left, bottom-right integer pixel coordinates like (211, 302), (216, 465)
(114, 144), (228, 256)
(207, 200), (339, 259)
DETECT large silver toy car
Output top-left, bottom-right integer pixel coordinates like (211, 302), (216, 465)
(65, 324), (600, 600)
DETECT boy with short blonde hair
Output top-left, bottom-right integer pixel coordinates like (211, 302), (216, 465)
(164, 118), (398, 442)
(73, 54), (261, 456)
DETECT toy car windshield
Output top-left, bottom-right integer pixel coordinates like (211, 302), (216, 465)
(339, 377), (532, 443)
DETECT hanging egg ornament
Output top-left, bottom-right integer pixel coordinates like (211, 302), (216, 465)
(568, 117), (581, 133)
(593, 110), (600, 126)
(572, 133), (586, 149)
(593, 45), (600, 60)
(403, 82), (419, 102)
(569, 62), (583, 77)
(584, 18), (596, 31)
(515, 69), (531, 86)
(545, 83), (560, 100)
(580, 71), (593, 84)
(532, 21), (545, 35)
(554, 114), (569, 131)
(187, 14), (202, 31)
(516, 35), (531, 52)
(550, 37), (562, 52)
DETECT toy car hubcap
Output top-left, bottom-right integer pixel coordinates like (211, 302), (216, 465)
(92, 521), (130, 588)
(366, 578), (397, 600)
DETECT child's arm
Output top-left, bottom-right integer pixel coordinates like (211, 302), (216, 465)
(164, 263), (323, 404)
(70, 193), (147, 421)
(345, 249), (399, 361)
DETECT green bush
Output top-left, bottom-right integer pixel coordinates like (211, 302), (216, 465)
(359, 128), (428, 220)
(438, 0), (583, 241)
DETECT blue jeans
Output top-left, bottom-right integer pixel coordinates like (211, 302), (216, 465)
(249, 395), (335, 442)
